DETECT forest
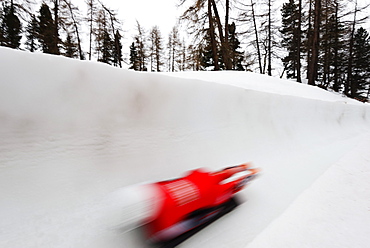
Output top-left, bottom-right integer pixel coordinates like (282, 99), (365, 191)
(0, 0), (369, 101)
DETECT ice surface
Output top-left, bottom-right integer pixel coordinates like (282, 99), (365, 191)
(1, 47), (370, 247)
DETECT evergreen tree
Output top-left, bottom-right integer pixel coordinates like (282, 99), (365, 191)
(187, 44), (203, 71)
(0, 5), (4, 45)
(37, 3), (59, 54)
(319, 7), (347, 91)
(200, 27), (220, 70)
(129, 41), (139, 70)
(228, 22), (244, 71)
(178, 39), (187, 71)
(99, 2), (121, 66)
(25, 14), (39, 52)
(64, 32), (78, 58)
(48, 0), (60, 54)
(112, 30), (122, 67)
(280, 0), (301, 80)
(1, 1), (22, 49)
(308, 0), (321, 85)
(98, 29), (113, 64)
(328, 2), (348, 93)
(344, 0), (370, 97)
(351, 27), (370, 100)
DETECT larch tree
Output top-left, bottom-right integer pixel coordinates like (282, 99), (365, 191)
(134, 21), (147, 71)
(98, 0), (122, 67)
(238, 0), (263, 73)
(85, 0), (97, 60)
(62, 0), (84, 60)
(187, 43), (203, 71)
(168, 26), (181, 71)
(149, 25), (164, 72)
(180, 0), (220, 70)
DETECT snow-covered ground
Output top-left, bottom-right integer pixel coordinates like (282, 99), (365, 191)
(0, 47), (369, 248)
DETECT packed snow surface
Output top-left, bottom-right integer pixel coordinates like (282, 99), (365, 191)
(0, 47), (370, 248)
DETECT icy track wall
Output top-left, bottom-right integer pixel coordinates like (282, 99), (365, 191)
(1, 47), (370, 248)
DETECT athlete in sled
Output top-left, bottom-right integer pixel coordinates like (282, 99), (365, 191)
(109, 163), (260, 246)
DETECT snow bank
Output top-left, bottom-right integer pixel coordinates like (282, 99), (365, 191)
(162, 71), (361, 103)
(245, 133), (370, 248)
(1, 47), (370, 248)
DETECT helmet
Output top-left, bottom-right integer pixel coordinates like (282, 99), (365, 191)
(102, 183), (163, 231)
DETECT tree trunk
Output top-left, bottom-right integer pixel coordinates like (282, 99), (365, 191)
(172, 40), (175, 72)
(307, 0), (313, 80)
(322, 0), (329, 88)
(65, 0), (83, 60)
(208, 0), (219, 70)
(332, 2), (340, 92)
(308, 0), (320, 85)
(346, 0), (357, 97)
(88, 0), (93, 60)
(225, 0), (231, 68)
(53, 0), (60, 54)
(267, 0), (272, 76)
(297, 0), (302, 82)
(210, 0), (232, 69)
(251, 0), (263, 74)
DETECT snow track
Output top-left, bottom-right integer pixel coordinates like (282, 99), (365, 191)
(1, 47), (369, 247)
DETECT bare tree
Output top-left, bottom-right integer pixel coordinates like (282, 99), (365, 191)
(149, 25), (164, 72)
(85, 0), (97, 60)
(238, 0), (263, 73)
(208, 0), (219, 70)
(62, 0), (84, 59)
(97, 0), (122, 67)
(168, 26), (181, 71)
(135, 21), (147, 71)
(0, 0), (33, 21)
(210, 0), (232, 69)
(180, 0), (221, 69)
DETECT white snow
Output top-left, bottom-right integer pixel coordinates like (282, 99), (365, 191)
(245, 134), (370, 248)
(0, 47), (369, 248)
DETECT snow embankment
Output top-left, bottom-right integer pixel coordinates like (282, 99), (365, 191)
(245, 133), (370, 248)
(0, 47), (370, 248)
